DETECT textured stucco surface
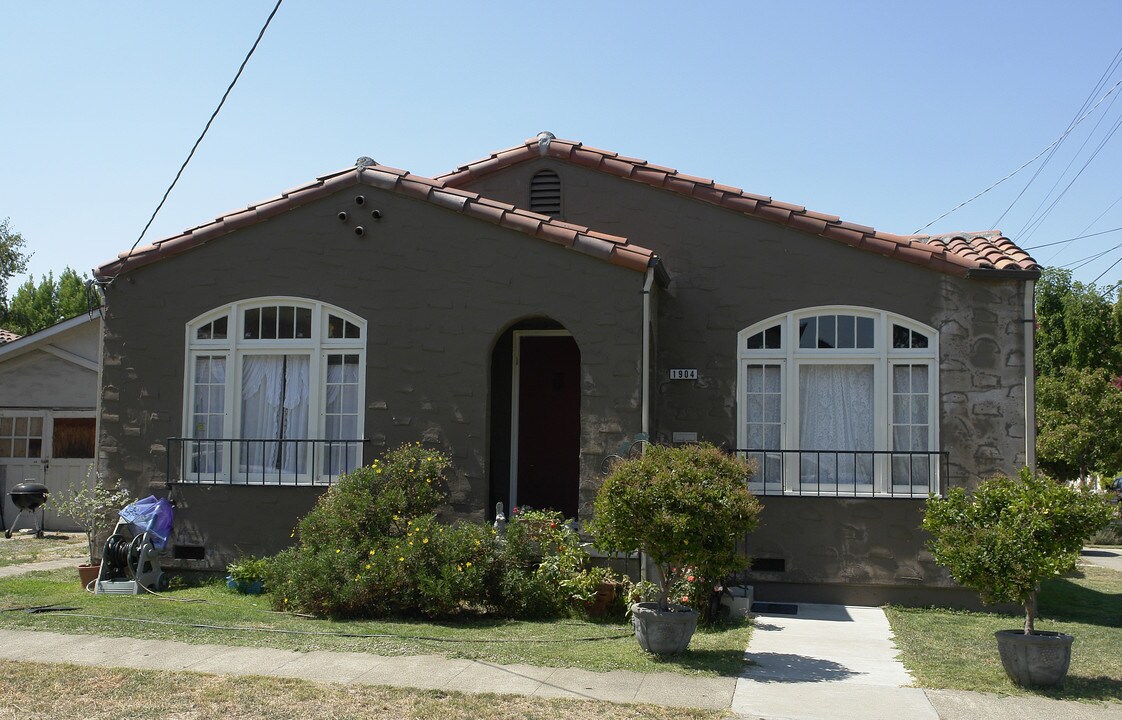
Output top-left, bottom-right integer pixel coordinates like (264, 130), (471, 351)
(458, 159), (1032, 600)
(98, 183), (645, 567)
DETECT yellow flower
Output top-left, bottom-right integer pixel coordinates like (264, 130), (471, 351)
(465, 562), (472, 568)
(398, 556), (404, 562)
(368, 549), (375, 556)
(365, 563), (371, 570)
(422, 538), (429, 544)
(336, 549), (341, 554)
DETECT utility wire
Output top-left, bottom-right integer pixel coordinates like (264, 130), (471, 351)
(1015, 102), (1122, 244)
(913, 75), (1122, 235)
(107, 0), (284, 284)
(1092, 252), (1122, 285)
(1024, 225), (1122, 251)
(992, 45), (1122, 228)
(1040, 195), (1122, 264)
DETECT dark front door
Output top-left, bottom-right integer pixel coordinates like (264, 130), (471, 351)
(515, 334), (580, 518)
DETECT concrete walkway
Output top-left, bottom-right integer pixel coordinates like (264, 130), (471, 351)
(1082, 547), (1122, 573)
(0, 557), (82, 578)
(732, 603), (937, 720)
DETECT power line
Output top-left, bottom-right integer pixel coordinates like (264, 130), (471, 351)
(913, 74), (1122, 235)
(1092, 252), (1122, 285)
(992, 45), (1122, 228)
(1023, 225), (1122, 251)
(1041, 194), (1122, 264)
(105, 0), (284, 284)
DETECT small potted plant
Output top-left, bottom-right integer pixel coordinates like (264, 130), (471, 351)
(227, 555), (269, 594)
(47, 466), (133, 588)
(589, 443), (761, 654)
(923, 468), (1113, 687)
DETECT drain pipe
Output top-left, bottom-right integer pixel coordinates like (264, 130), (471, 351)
(639, 261), (656, 584)
(641, 263), (655, 439)
(1024, 279), (1036, 473)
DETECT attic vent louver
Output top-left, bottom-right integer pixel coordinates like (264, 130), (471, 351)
(530, 169), (562, 217)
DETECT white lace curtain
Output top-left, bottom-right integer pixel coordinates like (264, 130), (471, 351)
(799, 364), (874, 485)
(240, 354), (310, 475)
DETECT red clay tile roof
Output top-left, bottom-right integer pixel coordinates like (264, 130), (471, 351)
(438, 137), (1040, 278)
(95, 164), (657, 280)
(0, 329), (20, 344)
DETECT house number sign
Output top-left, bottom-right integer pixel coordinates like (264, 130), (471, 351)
(669, 369), (698, 380)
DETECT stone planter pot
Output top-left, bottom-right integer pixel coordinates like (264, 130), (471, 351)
(631, 602), (698, 655)
(994, 630), (1074, 687)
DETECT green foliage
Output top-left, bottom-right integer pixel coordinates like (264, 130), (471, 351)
(1036, 366), (1122, 481)
(1034, 267), (1122, 377)
(47, 466), (133, 565)
(265, 444), (616, 620)
(588, 443), (761, 614)
(5, 267), (96, 336)
(227, 556), (269, 585)
(0, 217), (30, 317)
(922, 468), (1114, 633)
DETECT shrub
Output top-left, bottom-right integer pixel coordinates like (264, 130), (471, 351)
(265, 444), (617, 620)
(588, 443), (761, 618)
(47, 466), (133, 565)
(923, 468), (1114, 634)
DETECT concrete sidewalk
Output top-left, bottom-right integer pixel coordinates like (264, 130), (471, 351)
(0, 627), (735, 710)
(0, 557), (82, 578)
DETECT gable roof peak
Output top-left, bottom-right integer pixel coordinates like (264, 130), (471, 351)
(437, 137), (1038, 279)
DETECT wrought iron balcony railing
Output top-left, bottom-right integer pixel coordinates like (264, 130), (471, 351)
(734, 449), (948, 498)
(166, 437), (367, 486)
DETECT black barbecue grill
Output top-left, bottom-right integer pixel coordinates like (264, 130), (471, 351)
(5, 481), (49, 538)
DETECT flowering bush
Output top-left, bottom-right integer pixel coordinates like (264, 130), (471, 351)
(589, 443), (761, 618)
(266, 445), (619, 619)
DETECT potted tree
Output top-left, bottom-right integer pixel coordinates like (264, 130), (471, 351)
(48, 467), (133, 588)
(923, 468), (1113, 687)
(589, 443), (761, 654)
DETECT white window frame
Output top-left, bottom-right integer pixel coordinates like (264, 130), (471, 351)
(736, 306), (939, 497)
(182, 297), (366, 485)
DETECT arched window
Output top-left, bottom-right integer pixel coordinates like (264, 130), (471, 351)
(529, 169), (562, 217)
(737, 307), (939, 497)
(183, 298), (365, 484)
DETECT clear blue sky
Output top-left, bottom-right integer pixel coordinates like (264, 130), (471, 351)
(3, 1), (1121, 292)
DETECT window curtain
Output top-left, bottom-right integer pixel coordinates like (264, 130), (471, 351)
(324, 357), (360, 475)
(799, 364), (874, 485)
(190, 356), (225, 474)
(240, 354), (310, 476)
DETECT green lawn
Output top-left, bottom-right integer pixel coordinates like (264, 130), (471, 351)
(887, 563), (1122, 702)
(0, 533), (86, 567)
(0, 660), (729, 720)
(0, 569), (751, 677)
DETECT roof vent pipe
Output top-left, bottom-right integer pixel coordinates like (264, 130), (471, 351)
(536, 131), (555, 155)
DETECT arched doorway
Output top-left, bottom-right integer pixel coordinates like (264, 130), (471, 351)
(489, 319), (581, 519)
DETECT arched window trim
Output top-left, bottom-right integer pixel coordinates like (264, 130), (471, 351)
(182, 297), (366, 485)
(736, 306), (940, 498)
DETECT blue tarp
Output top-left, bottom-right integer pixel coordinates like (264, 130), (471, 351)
(119, 496), (174, 549)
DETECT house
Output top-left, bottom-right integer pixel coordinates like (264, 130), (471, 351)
(0, 312), (101, 532)
(93, 134), (1038, 605)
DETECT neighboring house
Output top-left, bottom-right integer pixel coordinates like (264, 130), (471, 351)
(93, 134), (1038, 605)
(0, 313), (101, 532)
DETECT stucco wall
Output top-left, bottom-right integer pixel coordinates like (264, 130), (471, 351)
(458, 159), (1031, 600)
(0, 320), (100, 409)
(98, 183), (646, 566)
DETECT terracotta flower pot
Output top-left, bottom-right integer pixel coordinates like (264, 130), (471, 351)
(631, 602), (698, 655)
(77, 563), (100, 590)
(994, 630), (1073, 687)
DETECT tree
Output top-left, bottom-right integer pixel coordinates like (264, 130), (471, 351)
(1036, 366), (1122, 482)
(1034, 267), (1121, 377)
(5, 267), (96, 336)
(0, 217), (31, 319)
